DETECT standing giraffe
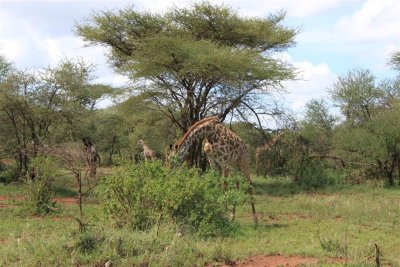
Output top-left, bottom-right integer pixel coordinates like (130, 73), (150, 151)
(82, 137), (101, 179)
(255, 132), (284, 173)
(137, 139), (156, 161)
(170, 116), (258, 227)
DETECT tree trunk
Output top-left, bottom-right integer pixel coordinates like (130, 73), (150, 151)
(109, 134), (117, 165)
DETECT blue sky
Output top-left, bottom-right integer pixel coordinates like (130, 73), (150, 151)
(0, 0), (399, 114)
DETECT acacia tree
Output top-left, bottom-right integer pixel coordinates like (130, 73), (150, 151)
(389, 51), (400, 72)
(329, 68), (382, 125)
(330, 63), (400, 185)
(0, 58), (113, 177)
(75, 2), (297, 132)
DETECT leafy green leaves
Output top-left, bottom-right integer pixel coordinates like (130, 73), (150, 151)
(99, 161), (240, 237)
(75, 2), (297, 130)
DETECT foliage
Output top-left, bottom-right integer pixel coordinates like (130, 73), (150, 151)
(229, 121), (266, 165)
(116, 93), (179, 160)
(76, 2), (297, 134)
(331, 69), (400, 185)
(0, 168), (19, 184)
(0, 55), (13, 81)
(0, 160), (19, 184)
(25, 156), (59, 215)
(3, 176), (400, 266)
(301, 98), (337, 159)
(0, 58), (114, 177)
(389, 50), (400, 72)
(297, 161), (339, 189)
(99, 161), (237, 237)
(90, 110), (129, 164)
(329, 68), (381, 125)
(319, 234), (347, 256)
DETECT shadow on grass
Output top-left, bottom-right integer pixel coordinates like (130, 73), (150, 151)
(253, 177), (303, 197)
(258, 222), (289, 233)
(54, 186), (77, 198)
(252, 176), (349, 197)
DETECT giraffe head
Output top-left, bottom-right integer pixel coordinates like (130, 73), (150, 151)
(166, 144), (183, 168)
(166, 142), (190, 167)
(167, 116), (220, 167)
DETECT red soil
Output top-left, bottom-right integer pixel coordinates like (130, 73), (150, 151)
(0, 195), (21, 208)
(224, 255), (347, 267)
(0, 195), (77, 208)
(53, 197), (77, 205)
(0, 203), (17, 208)
(233, 255), (318, 267)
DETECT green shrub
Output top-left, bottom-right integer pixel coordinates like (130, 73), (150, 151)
(0, 166), (19, 184)
(25, 156), (59, 215)
(0, 159), (20, 184)
(97, 223), (206, 266)
(99, 161), (237, 237)
(297, 162), (338, 189)
(319, 233), (347, 257)
(76, 231), (98, 253)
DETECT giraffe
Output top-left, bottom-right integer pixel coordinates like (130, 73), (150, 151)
(82, 137), (101, 179)
(137, 139), (156, 161)
(170, 116), (258, 227)
(255, 131), (284, 174)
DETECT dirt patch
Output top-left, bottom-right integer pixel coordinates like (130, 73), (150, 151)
(53, 197), (77, 205)
(0, 195), (25, 201)
(284, 213), (313, 220)
(0, 195), (22, 208)
(0, 195), (77, 207)
(0, 158), (14, 165)
(31, 215), (44, 221)
(335, 215), (342, 221)
(0, 203), (18, 208)
(222, 255), (347, 267)
(30, 215), (72, 221)
(233, 255), (318, 267)
(309, 192), (334, 197)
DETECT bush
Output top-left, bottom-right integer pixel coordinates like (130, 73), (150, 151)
(99, 161), (237, 237)
(76, 231), (98, 253)
(0, 158), (20, 184)
(297, 161), (338, 189)
(96, 223), (206, 266)
(0, 166), (19, 184)
(25, 156), (59, 215)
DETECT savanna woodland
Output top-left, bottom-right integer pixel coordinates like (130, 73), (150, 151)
(1, 2), (400, 266)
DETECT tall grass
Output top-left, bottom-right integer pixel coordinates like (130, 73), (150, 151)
(1, 168), (400, 266)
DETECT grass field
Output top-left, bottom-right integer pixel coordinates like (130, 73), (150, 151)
(0, 170), (399, 266)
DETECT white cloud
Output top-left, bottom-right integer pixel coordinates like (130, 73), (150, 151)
(228, 0), (358, 18)
(94, 72), (131, 87)
(1, 0), (396, 103)
(0, 39), (25, 63)
(334, 0), (400, 42)
(282, 55), (337, 112)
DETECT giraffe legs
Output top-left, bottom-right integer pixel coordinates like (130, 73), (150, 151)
(207, 151), (258, 228)
(240, 160), (259, 228)
(221, 168), (232, 216)
(222, 166), (258, 228)
(230, 179), (240, 222)
(221, 168), (238, 221)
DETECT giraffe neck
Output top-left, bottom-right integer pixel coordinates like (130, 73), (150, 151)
(256, 132), (283, 154)
(176, 117), (218, 159)
(177, 116), (219, 147)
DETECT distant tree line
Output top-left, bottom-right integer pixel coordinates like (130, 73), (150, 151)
(1, 1), (400, 187)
